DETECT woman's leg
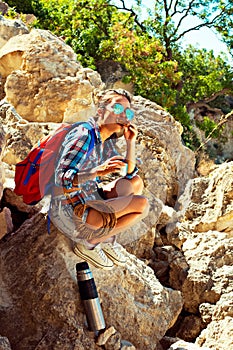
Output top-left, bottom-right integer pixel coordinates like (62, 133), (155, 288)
(73, 175), (149, 268)
(84, 194), (149, 244)
(102, 175), (144, 198)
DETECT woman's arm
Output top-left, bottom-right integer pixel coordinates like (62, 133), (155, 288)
(73, 156), (126, 185)
(124, 124), (138, 175)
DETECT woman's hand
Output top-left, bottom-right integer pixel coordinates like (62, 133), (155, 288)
(94, 156), (126, 177)
(123, 124), (138, 142)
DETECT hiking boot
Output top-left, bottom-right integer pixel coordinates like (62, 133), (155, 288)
(101, 241), (127, 266)
(74, 243), (114, 270)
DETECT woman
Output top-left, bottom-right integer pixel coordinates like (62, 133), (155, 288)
(50, 89), (149, 270)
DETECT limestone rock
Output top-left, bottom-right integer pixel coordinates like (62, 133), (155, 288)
(0, 101), (61, 164)
(197, 293), (233, 349)
(181, 231), (233, 313)
(0, 29), (104, 122)
(96, 326), (117, 346)
(63, 68), (104, 123)
(0, 1), (9, 16)
(168, 339), (211, 350)
(149, 161), (233, 347)
(1, 188), (39, 233)
(0, 15), (29, 49)
(3, 188), (37, 215)
(196, 317), (233, 350)
(1, 162), (15, 190)
(0, 28), (79, 78)
(133, 95), (196, 202)
(0, 122), (5, 199)
(0, 214), (183, 350)
(167, 161), (233, 248)
(178, 162), (232, 234)
(0, 206), (13, 238)
(0, 336), (12, 350)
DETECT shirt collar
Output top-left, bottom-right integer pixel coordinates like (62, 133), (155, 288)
(87, 117), (102, 143)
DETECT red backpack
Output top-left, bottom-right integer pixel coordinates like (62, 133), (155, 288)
(14, 122), (95, 205)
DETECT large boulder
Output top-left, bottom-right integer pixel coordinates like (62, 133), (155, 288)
(0, 29), (104, 122)
(158, 161), (233, 348)
(0, 214), (183, 350)
(196, 293), (233, 349)
(0, 121), (13, 238)
(0, 15), (29, 49)
(167, 161), (233, 245)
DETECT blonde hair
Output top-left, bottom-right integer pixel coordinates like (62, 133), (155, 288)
(98, 89), (132, 110)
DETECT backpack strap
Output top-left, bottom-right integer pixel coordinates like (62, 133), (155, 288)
(23, 148), (44, 185)
(47, 121), (96, 234)
(83, 122), (96, 158)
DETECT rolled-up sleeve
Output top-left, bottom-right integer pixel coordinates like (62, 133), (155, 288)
(102, 137), (119, 160)
(55, 126), (92, 189)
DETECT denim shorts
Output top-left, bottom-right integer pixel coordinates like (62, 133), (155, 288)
(49, 192), (109, 242)
(50, 196), (91, 242)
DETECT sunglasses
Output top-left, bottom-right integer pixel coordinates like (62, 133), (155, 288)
(110, 103), (135, 121)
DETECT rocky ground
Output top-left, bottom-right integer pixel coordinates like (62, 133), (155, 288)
(0, 12), (232, 350)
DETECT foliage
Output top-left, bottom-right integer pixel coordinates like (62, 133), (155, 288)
(169, 46), (233, 144)
(4, 6), (18, 19)
(173, 46), (233, 107)
(99, 18), (181, 107)
(196, 117), (223, 138)
(5, 0), (34, 13)
(132, 0), (233, 60)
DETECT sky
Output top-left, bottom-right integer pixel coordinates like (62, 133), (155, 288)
(112, 0), (231, 62)
(173, 14), (231, 59)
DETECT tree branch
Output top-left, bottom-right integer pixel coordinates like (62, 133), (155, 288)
(171, 0), (196, 18)
(169, 2), (229, 43)
(186, 88), (231, 112)
(169, 16), (224, 44)
(195, 109), (233, 153)
(109, 0), (146, 31)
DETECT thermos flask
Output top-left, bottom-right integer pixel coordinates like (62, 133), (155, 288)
(76, 262), (106, 332)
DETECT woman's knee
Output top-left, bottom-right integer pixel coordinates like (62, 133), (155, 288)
(129, 175), (144, 195)
(142, 197), (150, 216)
(133, 195), (149, 214)
(85, 208), (103, 229)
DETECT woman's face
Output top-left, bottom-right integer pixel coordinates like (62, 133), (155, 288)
(101, 95), (134, 131)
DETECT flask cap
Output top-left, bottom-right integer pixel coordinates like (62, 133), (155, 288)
(76, 261), (89, 272)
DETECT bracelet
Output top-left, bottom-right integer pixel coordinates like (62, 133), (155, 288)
(124, 166), (139, 180)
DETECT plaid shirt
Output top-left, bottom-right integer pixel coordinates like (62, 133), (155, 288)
(54, 117), (118, 202)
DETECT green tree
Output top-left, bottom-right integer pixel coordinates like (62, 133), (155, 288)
(173, 46), (233, 110)
(169, 46), (233, 148)
(112, 0), (233, 60)
(98, 14), (181, 107)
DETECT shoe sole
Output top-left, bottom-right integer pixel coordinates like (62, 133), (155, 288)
(73, 246), (114, 270)
(102, 249), (127, 266)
